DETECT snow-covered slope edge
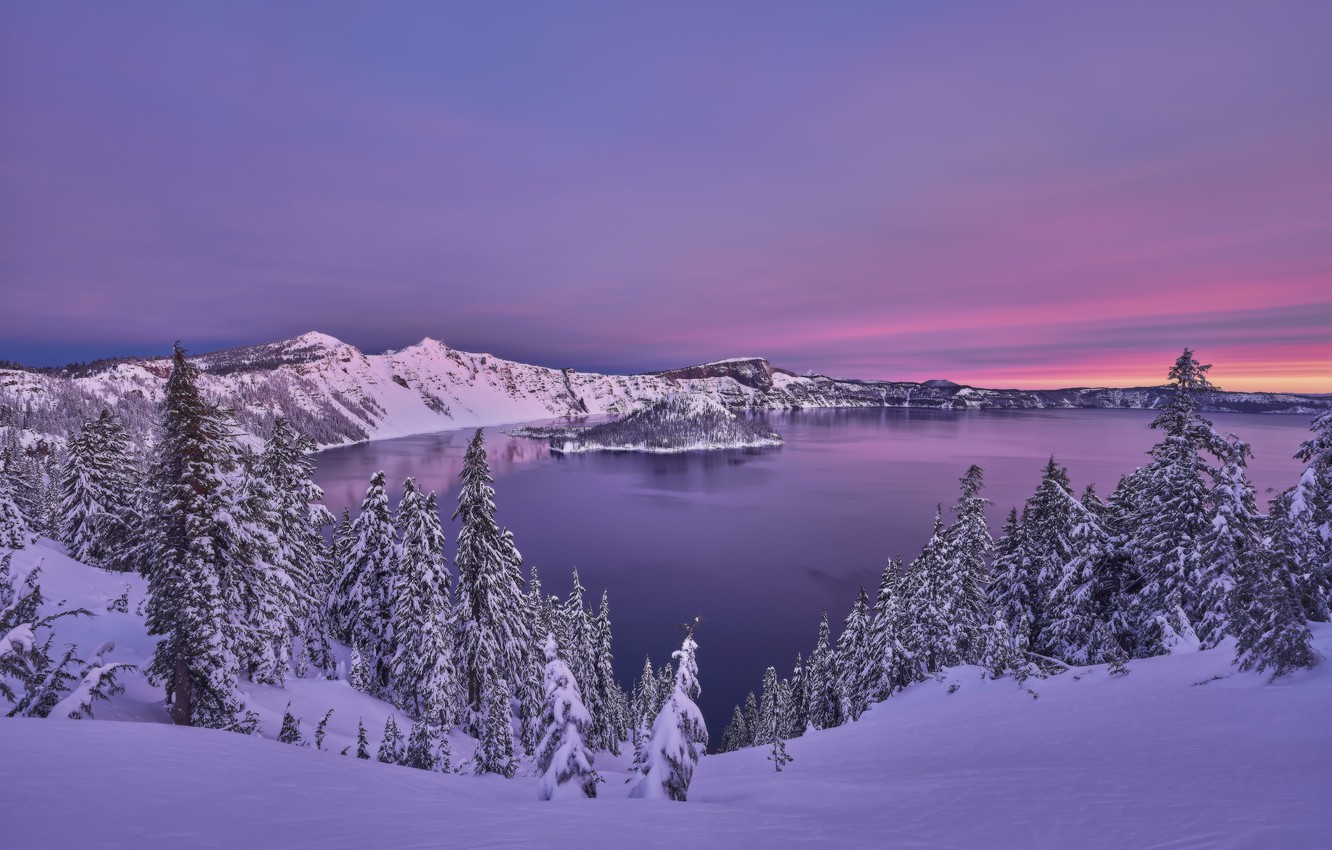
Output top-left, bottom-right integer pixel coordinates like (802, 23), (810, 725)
(3, 538), (1330, 849)
(3, 331), (1329, 451)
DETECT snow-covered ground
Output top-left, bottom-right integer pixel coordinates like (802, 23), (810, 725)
(3, 538), (1330, 848)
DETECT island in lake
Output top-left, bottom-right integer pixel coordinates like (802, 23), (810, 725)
(509, 393), (784, 454)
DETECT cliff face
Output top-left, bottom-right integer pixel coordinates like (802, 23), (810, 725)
(2, 331), (1327, 449)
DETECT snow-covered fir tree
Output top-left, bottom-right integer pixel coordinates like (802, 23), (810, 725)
(332, 471), (397, 694)
(1193, 437), (1260, 649)
(1043, 492), (1119, 665)
(403, 718), (442, 771)
(835, 587), (874, 721)
(986, 510), (1038, 676)
(254, 418), (336, 676)
(57, 409), (136, 568)
(898, 508), (958, 678)
(279, 703), (304, 745)
(1288, 410), (1332, 620)
(718, 704), (748, 753)
(806, 610), (842, 729)
(785, 651), (808, 737)
(377, 715), (404, 765)
(474, 674), (518, 777)
(630, 623), (707, 801)
(388, 479), (458, 724)
(141, 343), (244, 729)
(0, 466), (30, 550)
(590, 590), (623, 754)
(1020, 458), (1080, 652)
(1230, 492), (1318, 678)
(536, 633), (599, 800)
(452, 430), (531, 730)
(741, 689), (760, 747)
(941, 464), (993, 664)
(1126, 349), (1220, 655)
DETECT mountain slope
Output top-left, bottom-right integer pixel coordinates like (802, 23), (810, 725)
(2, 331), (1328, 450)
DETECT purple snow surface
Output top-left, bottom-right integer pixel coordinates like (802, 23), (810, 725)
(6, 624), (1331, 849)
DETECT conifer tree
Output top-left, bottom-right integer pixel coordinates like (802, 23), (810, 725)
(1289, 411), (1332, 620)
(315, 709), (334, 751)
(378, 715), (404, 765)
(536, 633), (599, 800)
(1127, 349), (1220, 655)
(141, 343), (243, 729)
(591, 590), (621, 754)
(1231, 494), (1318, 678)
(279, 703), (304, 745)
(475, 674), (518, 777)
(629, 623), (707, 802)
(388, 479), (458, 724)
(333, 471), (397, 691)
(756, 666), (785, 744)
(899, 508), (958, 677)
(835, 587), (874, 721)
(719, 705), (747, 753)
(1021, 458), (1080, 651)
(453, 430), (530, 727)
(58, 409), (135, 568)
(355, 719), (370, 759)
(1194, 438), (1260, 648)
(404, 719), (441, 771)
(806, 610), (842, 729)
(741, 690), (760, 747)
(942, 465), (993, 664)
(986, 510), (1038, 674)
(1044, 495), (1118, 665)
(785, 652), (809, 737)
(0, 470), (29, 550)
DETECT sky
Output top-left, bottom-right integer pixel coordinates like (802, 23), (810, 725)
(1, 1), (1329, 392)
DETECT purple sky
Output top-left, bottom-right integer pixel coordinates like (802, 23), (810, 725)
(2, 1), (1330, 390)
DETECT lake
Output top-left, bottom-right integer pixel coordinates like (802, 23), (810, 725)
(313, 407), (1315, 738)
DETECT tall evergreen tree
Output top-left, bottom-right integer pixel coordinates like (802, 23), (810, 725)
(629, 623), (707, 802)
(377, 715), (404, 765)
(835, 587), (874, 721)
(899, 508), (958, 677)
(1288, 411), (1332, 620)
(1232, 492), (1318, 678)
(1043, 494), (1118, 665)
(868, 559), (911, 699)
(942, 465), (993, 664)
(141, 343), (243, 729)
(806, 610), (841, 729)
(1021, 458), (1079, 651)
(1194, 438), (1260, 648)
(388, 479), (458, 724)
(474, 674), (518, 777)
(58, 409), (135, 568)
(1127, 349), (1219, 655)
(452, 430), (530, 727)
(986, 510), (1037, 674)
(333, 471), (398, 692)
(536, 634), (599, 800)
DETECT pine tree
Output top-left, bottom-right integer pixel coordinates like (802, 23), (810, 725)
(807, 611), (841, 729)
(1194, 438), (1259, 648)
(0, 465), (31, 549)
(899, 508), (958, 677)
(785, 652), (808, 737)
(629, 623), (707, 801)
(475, 674), (518, 777)
(1044, 494), (1117, 665)
(388, 479), (458, 724)
(255, 418), (336, 676)
(986, 511), (1038, 675)
(942, 465), (993, 664)
(1127, 349), (1220, 656)
(453, 430), (530, 728)
(141, 343), (243, 729)
(1230, 493), (1318, 678)
(279, 703), (304, 745)
(332, 471), (397, 692)
(378, 715), (404, 765)
(58, 409), (135, 568)
(536, 633), (599, 800)
(404, 719), (441, 771)
(314, 709), (334, 751)
(718, 705), (748, 753)
(355, 719), (370, 759)
(629, 656), (659, 765)
(835, 588), (874, 721)
(1021, 458), (1079, 652)
(590, 590), (621, 754)
(347, 643), (370, 693)
(1289, 411), (1332, 620)
(741, 690), (760, 747)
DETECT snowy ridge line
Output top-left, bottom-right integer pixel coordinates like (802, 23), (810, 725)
(2, 330), (1329, 450)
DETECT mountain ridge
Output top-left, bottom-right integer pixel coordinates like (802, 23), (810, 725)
(2, 331), (1328, 449)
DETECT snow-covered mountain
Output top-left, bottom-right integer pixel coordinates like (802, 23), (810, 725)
(2, 331), (1328, 449)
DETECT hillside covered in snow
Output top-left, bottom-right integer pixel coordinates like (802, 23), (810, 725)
(2, 536), (1329, 849)
(2, 331), (1328, 451)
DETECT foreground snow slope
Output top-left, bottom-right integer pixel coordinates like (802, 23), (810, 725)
(4, 541), (1330, 849)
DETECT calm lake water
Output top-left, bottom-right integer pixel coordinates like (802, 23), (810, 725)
(313, 408), (1314, 737)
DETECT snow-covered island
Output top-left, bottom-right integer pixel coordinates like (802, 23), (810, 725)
(521, 394), (784, 454)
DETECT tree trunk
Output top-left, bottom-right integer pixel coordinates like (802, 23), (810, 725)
(171, 657), (192, 725)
